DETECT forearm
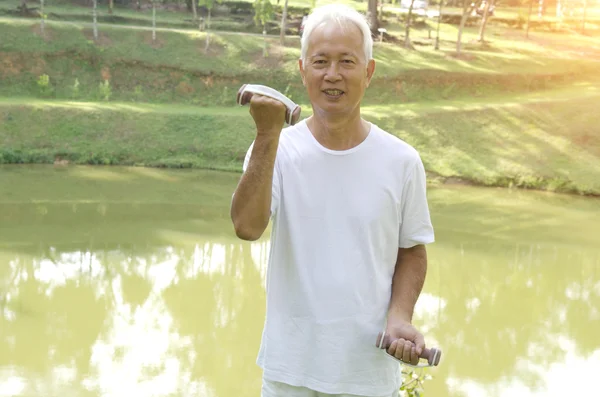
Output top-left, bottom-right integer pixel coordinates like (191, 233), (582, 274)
(387, 245), (428, 323)
(230, 134), (280, 241)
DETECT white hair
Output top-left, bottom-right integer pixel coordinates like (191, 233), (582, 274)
(300, 4), (373, 64)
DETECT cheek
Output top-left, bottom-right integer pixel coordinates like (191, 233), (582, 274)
(306, 73), (323, 87)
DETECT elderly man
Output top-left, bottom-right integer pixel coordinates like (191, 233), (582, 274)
(230, 4), (435, 397)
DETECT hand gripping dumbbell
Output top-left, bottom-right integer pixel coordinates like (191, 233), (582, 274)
(236, 84), (302, 126)
(377, 332), (442, 368)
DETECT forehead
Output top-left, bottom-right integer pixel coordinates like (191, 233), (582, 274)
(306, 21), (364, 58)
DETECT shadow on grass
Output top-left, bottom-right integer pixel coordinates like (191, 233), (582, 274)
(366, 95), (600, 195)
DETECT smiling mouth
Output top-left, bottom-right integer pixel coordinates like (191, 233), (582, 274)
(323, 89), (344, 98)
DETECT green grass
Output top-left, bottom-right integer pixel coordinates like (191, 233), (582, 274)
(2, 17), (599, 107)
(2, 2), (599, 196)
(2, 80), (599, 195)
(0, 98), (254, 170)
(6, 16), (596, 75)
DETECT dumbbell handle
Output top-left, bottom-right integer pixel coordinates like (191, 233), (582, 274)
(237, 84), (302, 126)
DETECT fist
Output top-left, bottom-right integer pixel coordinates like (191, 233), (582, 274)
(376, 320), (426, 367)
(249, 94), (286, 137)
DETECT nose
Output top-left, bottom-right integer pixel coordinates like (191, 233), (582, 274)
(324, 62), (342, 82)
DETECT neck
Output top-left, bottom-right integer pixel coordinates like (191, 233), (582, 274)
(307, 108), (370, 151)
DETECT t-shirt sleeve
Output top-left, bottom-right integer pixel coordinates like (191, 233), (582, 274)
(242, 140), (281, 217)
(398, 155), (435, 248)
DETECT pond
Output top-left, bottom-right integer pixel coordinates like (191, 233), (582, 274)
(1, 165), (599, 397)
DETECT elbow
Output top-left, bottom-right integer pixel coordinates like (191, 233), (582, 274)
(235, 227), (263, 241)
(232, 219), (266, 241)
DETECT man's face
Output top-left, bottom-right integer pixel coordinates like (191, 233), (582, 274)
(299, 21), (375, 116)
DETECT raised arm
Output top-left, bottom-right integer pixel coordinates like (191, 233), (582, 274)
(230, 95), (286, 241)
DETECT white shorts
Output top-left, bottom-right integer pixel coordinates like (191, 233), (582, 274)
(261, 377), (400, 397)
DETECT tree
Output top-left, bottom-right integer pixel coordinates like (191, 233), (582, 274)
(368, 0), (379, 34)
(254, 0), (274, 57)
(152, 0), (157, 43)
(526, 0), (534, 38)
(92, 0), (98, 41)
(192, 0), (198, 23)
(280, 0), (289, 45)
(199, 0), (223, 52)
(404, 0), (417, 48)
(40, 0), (45, 37)
(435, 0), (445, 50)
(456, 0), (478, 54)
(478, 0), (493, 42)
(198, 0), (221, 31)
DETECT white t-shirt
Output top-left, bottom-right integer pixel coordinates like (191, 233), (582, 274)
(242, 119), (435, 396)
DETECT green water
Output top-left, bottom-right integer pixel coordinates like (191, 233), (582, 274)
(1, 165), (599, 397)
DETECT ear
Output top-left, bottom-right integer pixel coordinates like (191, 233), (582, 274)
(298, 58), (307, 86)
(365, 59), (376, 88)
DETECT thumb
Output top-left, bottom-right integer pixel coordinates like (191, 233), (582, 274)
(414, 332), (426, 356)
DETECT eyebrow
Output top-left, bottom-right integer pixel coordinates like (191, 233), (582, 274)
(311, 52), (358, 58)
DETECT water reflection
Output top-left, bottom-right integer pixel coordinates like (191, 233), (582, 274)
(415, 240), (600, 397)
(1, 240), (267, 397)
(0, 169), (599, 397)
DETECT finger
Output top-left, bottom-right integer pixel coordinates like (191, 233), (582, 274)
(410, 345), (419, 366)
(402, 340), (413, 363)
(387, 338), (399, 357)
(249, 93), (265, 102)
(393, 338), (406, 359)
(413, 333), (426, 356)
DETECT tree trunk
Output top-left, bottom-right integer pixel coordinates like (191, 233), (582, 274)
(280, 0), (288, 45)
(152, 2), (156, 43)
(456, 0), (471, 54)
(538, 0), (544, 19)
(40, 0), (45, 37)
(368, 0), (378, 34)
(526, 0), (534, 38)
(108, 0), (113, 15)
(478, 0), (492, 42)
(435, 0), (444, 50)
(92, 0), (98, 41)
(207, 7), (211, 30)
(404, 0), (416, 48)
(263, 26), (268, 57)
(192, 0), (198, 22)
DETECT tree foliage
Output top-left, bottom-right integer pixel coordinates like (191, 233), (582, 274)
(253, 0), (274, 30)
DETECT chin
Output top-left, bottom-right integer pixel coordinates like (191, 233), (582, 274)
(315, 100), (359, 116)
(314, 105), (346, 116)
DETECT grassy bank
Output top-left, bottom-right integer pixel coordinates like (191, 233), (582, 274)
(2, 80), (599, 195)
(2, 17), (600, 106)
(2, 6), (599, 197)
